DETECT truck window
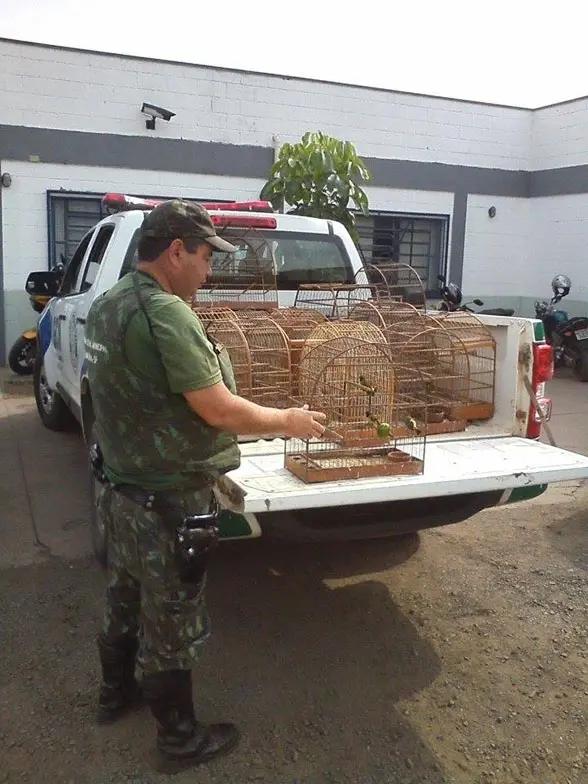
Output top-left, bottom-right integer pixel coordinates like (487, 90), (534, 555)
(208, 230), (354, 289)
(78, 224), (115, 293)
(58, 231), (94, 296)
(118, 229), (140, 280)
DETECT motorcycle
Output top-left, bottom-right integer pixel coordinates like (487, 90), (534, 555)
(436, 275), (515, 316)
(8, 263), (64, 376)
(534, 275), (588, 382)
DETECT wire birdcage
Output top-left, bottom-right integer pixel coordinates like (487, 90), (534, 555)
(204, 317), (253, 399)
(433, 311), (497, 421)
(293, 283), (375, 318)
(235, 315), (292, 407)
(195, 226), (278, 310)
(285, 339), (427, 483)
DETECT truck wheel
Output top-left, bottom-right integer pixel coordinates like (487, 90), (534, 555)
(33, 354), (74, 430)
(8, 335), (36, 376)
(88, 420), (109, 569)
(574, 351), (588, 382)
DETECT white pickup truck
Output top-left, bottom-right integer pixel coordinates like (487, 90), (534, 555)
(27, 193), (588, 565)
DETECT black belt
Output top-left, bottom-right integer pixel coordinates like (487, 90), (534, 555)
(112, 483), (214, 516)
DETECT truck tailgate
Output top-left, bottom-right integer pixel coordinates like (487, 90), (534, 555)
(224, 438), (588, 514)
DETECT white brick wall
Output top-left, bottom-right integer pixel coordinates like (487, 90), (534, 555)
(462, 195), (531, 296)
(0, 40), (531, 170)
(530, 195), (588, 303)
(531, 99), (588, 170)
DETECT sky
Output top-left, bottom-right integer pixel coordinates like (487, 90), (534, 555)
(1, 0), (586, 108)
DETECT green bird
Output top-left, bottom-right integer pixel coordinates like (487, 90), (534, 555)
(403, 415), (422, 435)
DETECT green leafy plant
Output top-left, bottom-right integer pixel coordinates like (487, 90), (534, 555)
(260, 131), (371, 242)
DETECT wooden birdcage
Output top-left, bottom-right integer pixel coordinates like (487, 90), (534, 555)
(378, 302), (428, 346)
(195, 226), (278, 310)
(204, 317), (253, 399)
(347, 300), (387, 329)
(268, 307), (327, 340)
(352, 264), (396, 304)
(394, 327), (471, 435)
(433, 311), (496, 420)
(285, 337), (427, 482)
(192, 305), (239, 326)
(365, 261), (428, 311)
(235, 315), (292, 407)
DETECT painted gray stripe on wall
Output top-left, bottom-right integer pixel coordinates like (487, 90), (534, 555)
(449, 190), (468, 289)
(0, 125), (274, 180)
(2, 124), (588, 198)
(527, 165), (588, 197)
(365, 157), (529, 197)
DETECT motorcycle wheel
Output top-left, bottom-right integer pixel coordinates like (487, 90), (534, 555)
(8, 335), (37, 376)
(574, 351), (588, 382)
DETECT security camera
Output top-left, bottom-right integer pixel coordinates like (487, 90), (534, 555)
(141, 102), (176, 129)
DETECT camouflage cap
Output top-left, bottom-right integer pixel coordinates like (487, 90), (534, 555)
(140, 199), (238, 253)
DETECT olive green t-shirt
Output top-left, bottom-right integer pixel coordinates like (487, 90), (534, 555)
(85, 271), (240, 490)
(123, 278), (223, 394)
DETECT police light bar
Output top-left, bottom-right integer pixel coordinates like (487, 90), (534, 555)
(102, 193), (274, 215)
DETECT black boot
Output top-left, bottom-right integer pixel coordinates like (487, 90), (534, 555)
(143, 669), (239, 772)
(96, 633), (143, 723)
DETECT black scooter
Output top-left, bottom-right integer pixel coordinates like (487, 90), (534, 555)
(436, 275), (515, 316)
(534, 275), (588, 381)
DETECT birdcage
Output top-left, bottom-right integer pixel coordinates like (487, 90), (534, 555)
(235, 315), (292, 407)
(192, 305), (239, 326)
(394, 327), (471, 435)
(285, 338), (427, 483)
(204, 317), (253, 398)
(268, 308), (328, 341)
(293, 283), (376, 318)
(363, 261), (428, 311)
(377, 302), (428, 348)
(195, 226), (278, 310)
(352, 264), (396, 304)
(433, 311), (496, 421)
(347, 300), (387, 329)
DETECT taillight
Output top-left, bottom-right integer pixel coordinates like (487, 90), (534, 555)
(210, 215), (277, 229)
(533, 343), (554, 384)
(526, 343), (554, 438)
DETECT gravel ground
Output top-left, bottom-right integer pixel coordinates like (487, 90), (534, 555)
(1, 372), (587, 783)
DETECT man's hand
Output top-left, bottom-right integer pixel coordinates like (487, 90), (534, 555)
(283, 404), (327, 439)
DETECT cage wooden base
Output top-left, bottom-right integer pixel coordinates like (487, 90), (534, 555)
(449, 401), (494, 421)
(285, 447), (423, 483)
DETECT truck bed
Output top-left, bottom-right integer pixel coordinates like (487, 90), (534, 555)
(225, 436), (588, 515)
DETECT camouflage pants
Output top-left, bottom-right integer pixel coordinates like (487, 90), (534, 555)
(98, 485), (213, 675)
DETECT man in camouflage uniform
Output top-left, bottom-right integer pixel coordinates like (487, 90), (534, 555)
(84, 200), (325, 772)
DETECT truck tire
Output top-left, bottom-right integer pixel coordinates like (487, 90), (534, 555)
(88, 420), (109, 569)
(33, 354), (74, 431)
(574, 351), (588, 382)
(8, 335), (36, 376)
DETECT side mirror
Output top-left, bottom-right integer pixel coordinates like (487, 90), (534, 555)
(473, 299), (484, 307)
(25, 270), (62, 298)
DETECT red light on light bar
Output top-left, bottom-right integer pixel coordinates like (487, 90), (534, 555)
(102, 193), (274, 215)
(201, 200), (274, 213)
(210, 215), (277, 229)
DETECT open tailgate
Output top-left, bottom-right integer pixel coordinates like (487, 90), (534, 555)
(223, 438), (588, 514)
